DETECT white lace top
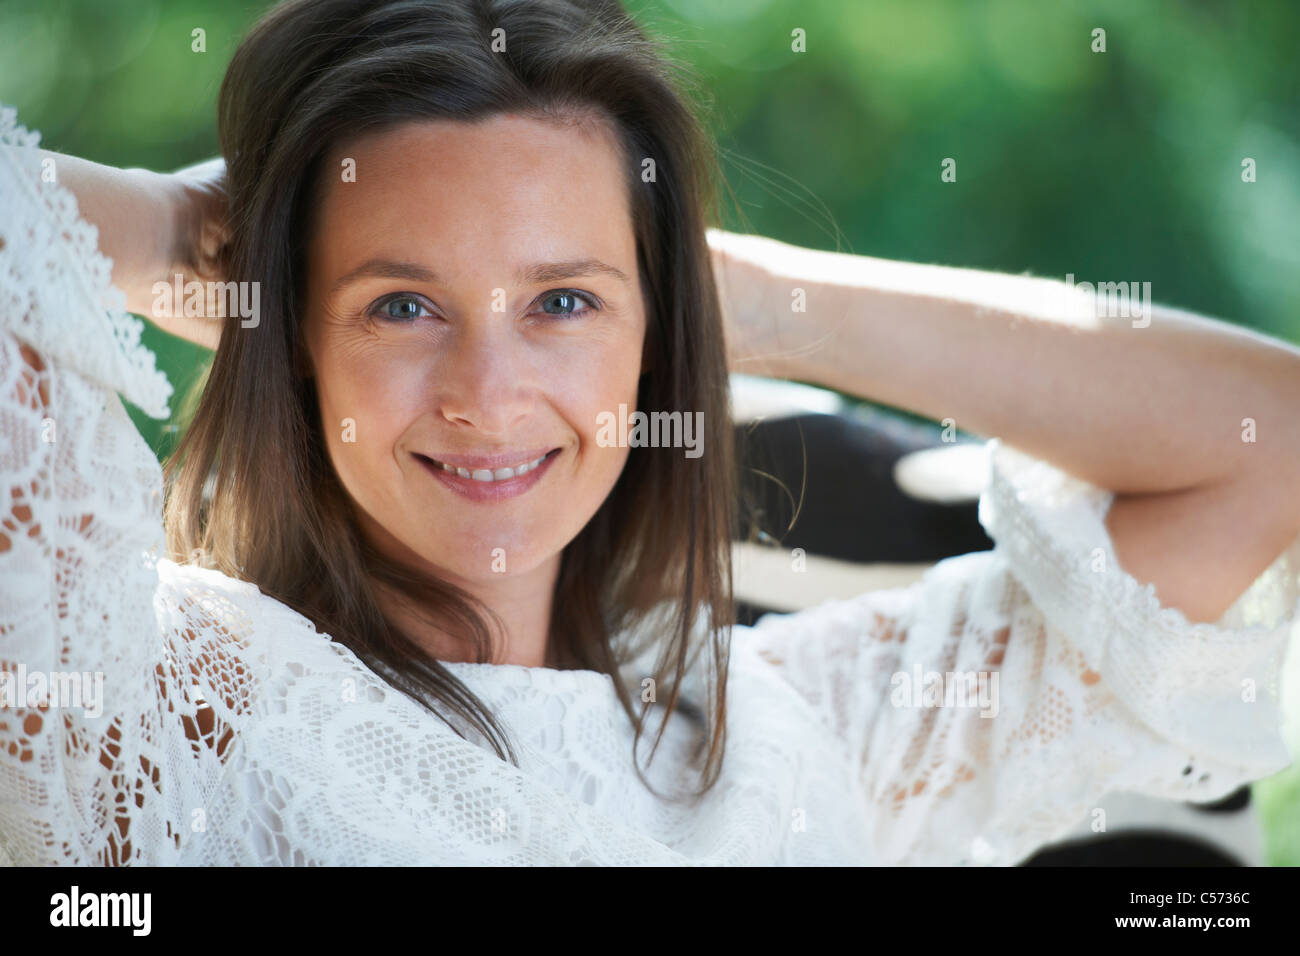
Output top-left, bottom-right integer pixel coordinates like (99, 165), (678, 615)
(2, 104), (1298, 866)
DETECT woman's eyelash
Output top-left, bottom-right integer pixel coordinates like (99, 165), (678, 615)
(367, 289), (600, 322)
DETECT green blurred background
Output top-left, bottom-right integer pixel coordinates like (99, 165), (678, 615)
(3, 0), (1298, 862)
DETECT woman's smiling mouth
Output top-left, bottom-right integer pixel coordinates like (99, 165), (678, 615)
(413, 448), (562, 501)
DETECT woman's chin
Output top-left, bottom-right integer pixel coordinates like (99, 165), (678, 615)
(416, 540), (560, 582)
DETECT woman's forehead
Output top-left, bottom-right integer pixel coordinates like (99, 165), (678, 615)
(308, 115), (638, 277)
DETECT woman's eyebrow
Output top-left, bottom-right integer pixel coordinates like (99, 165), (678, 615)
(330, 256), (631, 295)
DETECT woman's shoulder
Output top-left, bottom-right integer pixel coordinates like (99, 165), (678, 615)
(152, 558), (365, 683)
(155, 558), (308, 625)
(156, 557), (283, 608)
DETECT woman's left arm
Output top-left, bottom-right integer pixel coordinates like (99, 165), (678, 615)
(709, 229), (1300, 624)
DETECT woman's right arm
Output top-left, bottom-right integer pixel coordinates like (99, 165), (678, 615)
(24, 148), (230, 350)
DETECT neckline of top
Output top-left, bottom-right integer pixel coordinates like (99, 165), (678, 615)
(441, 659), (618, 689)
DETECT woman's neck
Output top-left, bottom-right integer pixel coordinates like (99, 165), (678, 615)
(356, 508), (563, 667)
(375, 554), (563, 668)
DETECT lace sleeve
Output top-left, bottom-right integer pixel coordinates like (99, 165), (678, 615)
(737, 438), (1300, 865)
(0, 105), (229, 865)
(0, 107), (172, 418)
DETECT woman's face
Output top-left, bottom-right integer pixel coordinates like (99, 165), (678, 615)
(302, 114), (646, 590)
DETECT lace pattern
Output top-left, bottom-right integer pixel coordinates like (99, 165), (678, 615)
(1, 102), (1296, 866)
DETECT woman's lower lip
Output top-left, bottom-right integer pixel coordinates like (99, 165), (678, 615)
(415, 449), (559, 502)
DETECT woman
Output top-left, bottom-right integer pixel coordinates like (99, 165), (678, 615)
(1, 0), (1298, 866)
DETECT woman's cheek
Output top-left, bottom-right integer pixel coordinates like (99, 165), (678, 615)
(319, 357), (398, 482)
(572, 337), (644, 418)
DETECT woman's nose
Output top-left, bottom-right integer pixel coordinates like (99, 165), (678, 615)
(434, 319), (536, 435)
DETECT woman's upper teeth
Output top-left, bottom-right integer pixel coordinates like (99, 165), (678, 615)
(436, 452), (550, 481)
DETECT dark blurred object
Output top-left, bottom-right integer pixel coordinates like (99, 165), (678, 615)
(733, 412), (993, 573)
(1023, 832), (1241, 866)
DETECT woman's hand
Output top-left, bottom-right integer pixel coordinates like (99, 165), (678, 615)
(153, 156), (230, 349)
(168, 156), (231, 290)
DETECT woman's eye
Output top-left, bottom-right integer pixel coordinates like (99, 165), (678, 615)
(536, 289), (597, 318)
(370, 294), (433, 322)
(367, 290), (597, 323)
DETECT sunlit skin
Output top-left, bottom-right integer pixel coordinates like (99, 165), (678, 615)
(301, 114), (648, 668)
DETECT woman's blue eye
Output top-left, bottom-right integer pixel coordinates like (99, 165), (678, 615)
(538, 290), (597, 318)
(371, 294), (431, 322)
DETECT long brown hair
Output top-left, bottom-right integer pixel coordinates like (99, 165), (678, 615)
(164, 0), (736, 800)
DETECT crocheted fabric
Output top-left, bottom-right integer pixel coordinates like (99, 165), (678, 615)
(2, 104), (1297, 865)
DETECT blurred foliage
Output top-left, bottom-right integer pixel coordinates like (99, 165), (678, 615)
(3, 0), (1299, 861)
